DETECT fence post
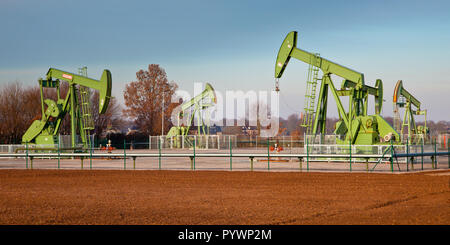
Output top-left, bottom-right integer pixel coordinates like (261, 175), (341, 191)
(250, 157), (254, 171)
(306, 137), (309, 172)
(193, 138), (196, 170)
(390, 139), (394, 173)
(57, 140), (60, 169)
(25, 142), (28, 169)
(267, 138), (270, 171)
(434, 138), (437, 169)
(159, 137), (162, 170)
(421, 137), (424, 170)
(90, 137), (93, 170)
(349, 140), (352, 172)
(229, 138), (232, 171)
(406, 138), (409, 172)
(123, 139), (126, 170)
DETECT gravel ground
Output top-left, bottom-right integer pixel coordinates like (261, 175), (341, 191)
(0, 169), (448, 225)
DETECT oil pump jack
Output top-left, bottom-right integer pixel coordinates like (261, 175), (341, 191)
(22, 68), (112, 150)
(275, 31), (399, 145)
(166, 83), (217, 147)
(393, 80), (428, 143)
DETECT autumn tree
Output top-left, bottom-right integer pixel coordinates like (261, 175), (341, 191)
(123, 64), (178, 136)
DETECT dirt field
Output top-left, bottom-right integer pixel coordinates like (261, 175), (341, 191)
(0, 169), (448, 225)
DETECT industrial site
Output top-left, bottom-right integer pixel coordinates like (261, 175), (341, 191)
(0, 1), (449, 231)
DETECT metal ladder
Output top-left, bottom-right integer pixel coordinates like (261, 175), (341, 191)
(301, 53), (321, 134)
(78, 67), (94, 148)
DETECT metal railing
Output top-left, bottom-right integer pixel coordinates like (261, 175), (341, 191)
(1, 148), (448, 173)
(1, 135), (448, 172)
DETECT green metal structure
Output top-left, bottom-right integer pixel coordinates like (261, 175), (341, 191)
(393, 80), (428, 142)
(22, 68), (112, 149)
(78, 66), (95, 148)
(166, 83), (217, 147)
(275, 31), (399, 145)
(300, 53), (321, 134)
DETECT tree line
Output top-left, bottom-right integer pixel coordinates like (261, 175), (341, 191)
(0, 64), (449, 144)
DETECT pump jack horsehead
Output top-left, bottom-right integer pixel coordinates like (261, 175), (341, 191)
(275, 31), (399, 145)
(22, 68), (112, 150)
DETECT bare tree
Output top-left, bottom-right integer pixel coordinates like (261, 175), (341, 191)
(90, 91), (124, 137)
(0, 82), (40, 143)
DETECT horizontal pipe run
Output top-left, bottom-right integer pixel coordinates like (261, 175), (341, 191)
(393, 152), (450, 158)
(0, 152), (390, 159)
(1, 151), (448, 160)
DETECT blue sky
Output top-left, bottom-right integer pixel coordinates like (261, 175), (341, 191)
(1, 0), (449, 121)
